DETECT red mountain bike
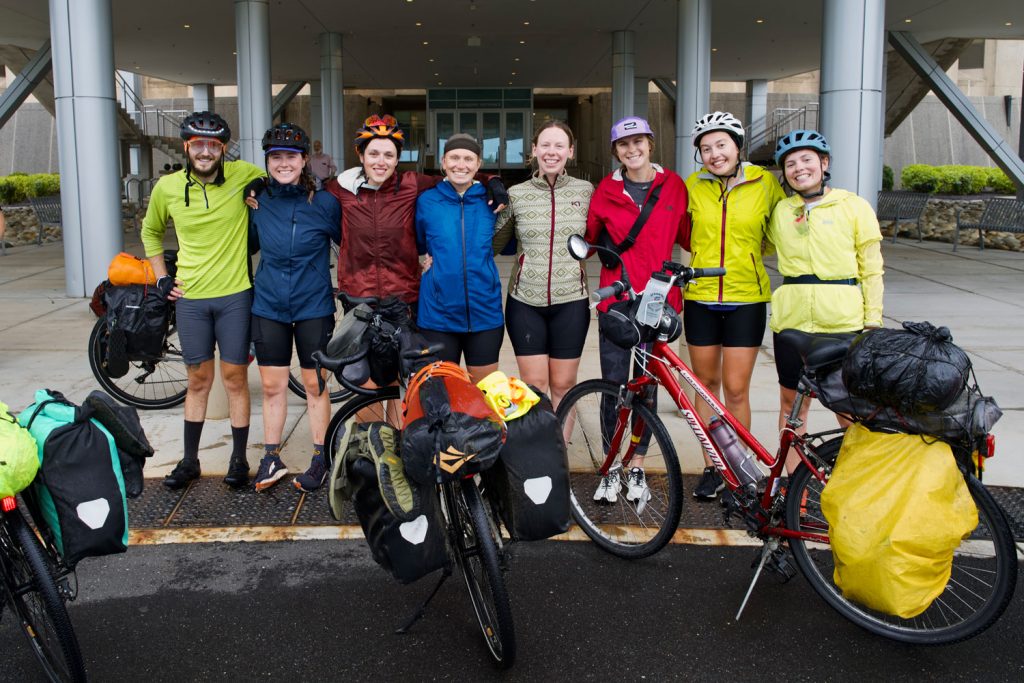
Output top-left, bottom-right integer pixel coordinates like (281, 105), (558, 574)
(556, 235), (1016, 645)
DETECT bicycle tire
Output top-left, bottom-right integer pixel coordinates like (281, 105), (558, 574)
(1, 512), (87, 682)
(555, 379), (683, 559)
(450, 479), (516, 668)
(786, 437), (1018, 645)
(88, 316), (187, 410)
(323, 386), (402, 464)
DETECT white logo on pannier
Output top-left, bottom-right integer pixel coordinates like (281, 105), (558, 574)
(76, 498), (111, 530)
(399, 515), (429, 545)
(524, 476), (552, 505)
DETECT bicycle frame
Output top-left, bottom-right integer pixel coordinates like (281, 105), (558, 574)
(599, 339), (831, 544)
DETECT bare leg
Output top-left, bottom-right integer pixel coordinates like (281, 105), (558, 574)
(688, 343), (723, 468)
(184, 360), (216, 422)
(220, 360), (251, 429)
(259, 365), (290, 444)
(467, 362), (499, 386)
(721, 346), (759, 429)
(548, 357), (582, 411)
(514, 354), (550, 395)
(301, 367), (331, 444)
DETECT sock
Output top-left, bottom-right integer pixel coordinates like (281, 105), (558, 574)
(312, 443), (324, 460)
(230, 425), (249, 462)
(264, 443), (281, 457)
(183, 420), (204, 463)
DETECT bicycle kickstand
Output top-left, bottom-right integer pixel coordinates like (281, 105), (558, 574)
(394, 568), (451, 634)
(734, 540), (777, 621)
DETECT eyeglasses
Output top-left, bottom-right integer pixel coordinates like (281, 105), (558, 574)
(186, 138), (225, 153)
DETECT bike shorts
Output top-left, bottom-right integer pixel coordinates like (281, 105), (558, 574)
(683, 301), (766, 348)
(251, 315), (334, 369)
(773, 329), (860, 390)
(419, 326), (505, 367)
(175, 290), (252, 365)
(504, 295), (590, 359)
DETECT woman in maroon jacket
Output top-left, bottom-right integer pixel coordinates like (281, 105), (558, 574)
(583, 116), (690, 506)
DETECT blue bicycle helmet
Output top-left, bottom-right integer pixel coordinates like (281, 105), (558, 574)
(773, 129), (830, 166)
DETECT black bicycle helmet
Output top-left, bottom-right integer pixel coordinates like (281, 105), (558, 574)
(180, 111), (231, 143)
(262, 122), (310, 155)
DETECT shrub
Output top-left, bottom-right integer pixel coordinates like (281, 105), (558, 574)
(901, 164), (937, 193)
(899, 164), (1017, 195)
(987, 168), (1016, 195)
(882, 165), (894, 191)
(0, 173), (60, 203)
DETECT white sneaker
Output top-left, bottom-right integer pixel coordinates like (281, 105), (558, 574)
(593, 470), (621, 503)
(625, 467), (649, 503)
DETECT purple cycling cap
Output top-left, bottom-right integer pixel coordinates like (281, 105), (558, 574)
(610, 116), (655, 144)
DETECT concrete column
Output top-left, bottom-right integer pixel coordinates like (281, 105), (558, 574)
(675, 0), (711, 177)
(308, 78), (323, 144)
(49, 0), (123, 297)
(234, 0), (272, 164)
(1018, 62), (1023, 200)
(611, 31), (635, 125)
(745, 79), (768, 147)
(138, 141), (153, 179)
(633, 77), (649, 121)
(192, 83), (215, 113)
(820, 0), (885, 205)
(320, 33), (344, 170)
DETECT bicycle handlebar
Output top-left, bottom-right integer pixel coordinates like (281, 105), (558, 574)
(312, 348), (378, 396)
(589, 265), (728, 305)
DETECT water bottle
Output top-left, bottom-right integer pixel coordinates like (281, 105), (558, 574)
(707, 416), (764, 490)
(636, 273), (672, 327)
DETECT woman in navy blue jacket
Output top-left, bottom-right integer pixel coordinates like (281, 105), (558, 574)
(249, 123), (341, 493)
(415, 134), (504, 383)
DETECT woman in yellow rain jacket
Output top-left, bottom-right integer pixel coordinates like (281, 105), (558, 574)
(767, 129), (884, 443)
(685, 112), (785, 500)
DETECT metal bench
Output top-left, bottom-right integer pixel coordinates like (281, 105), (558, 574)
(876, 191), (930, 243)
(954, 197), (1024, 251)
(28, 195), (63, 246)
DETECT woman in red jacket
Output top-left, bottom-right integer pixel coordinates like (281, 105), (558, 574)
(584, 116), (690, 505)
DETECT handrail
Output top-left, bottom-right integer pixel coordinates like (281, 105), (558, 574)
(114, 71), (188, 140)
(744, 103), (819, 160)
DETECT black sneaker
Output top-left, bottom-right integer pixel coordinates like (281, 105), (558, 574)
(254, 453), (288, 492)
(223, 456), (250, 488)
(163, 459), (200, 489)
(693, 466), (724, 500)
(293, 454), (328, 493)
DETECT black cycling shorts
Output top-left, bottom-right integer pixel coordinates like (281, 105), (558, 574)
(683, 301), (767, 348)
(504, 295), (590, 359)
(419, 326), (505, 367)
(251, 315), (334, 369)
(773, 330), (859, 390)
(175, 290), (253, 365)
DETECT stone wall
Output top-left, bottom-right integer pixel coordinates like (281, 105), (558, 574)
(1, 203), (144, 249)
(883, 197), (1023, 251)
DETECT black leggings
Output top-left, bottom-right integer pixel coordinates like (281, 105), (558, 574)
(504, 295), (590, 359)
(419, 326), (505, 367)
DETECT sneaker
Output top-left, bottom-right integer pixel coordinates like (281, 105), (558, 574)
(163, 459), (200, 490)
(222, 456), (250, 488)
(593, 470), (621, 504)
(693, 466), (725, 500)
(254, 453), (288, 492)
(625, 467), (649, 502)
(293, 454), (328, 493)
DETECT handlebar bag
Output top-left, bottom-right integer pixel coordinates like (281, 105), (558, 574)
(401, 362), (506, 485)
(17, 389), (129, 568)
(481, 390), (570, 541)
(597, 298), (661, 349)
(0, 401), (39, 499)
(842, 321), (972, 414)
(821, 423), (978, 618)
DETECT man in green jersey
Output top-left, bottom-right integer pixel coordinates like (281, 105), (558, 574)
(141, 111), (265, 490)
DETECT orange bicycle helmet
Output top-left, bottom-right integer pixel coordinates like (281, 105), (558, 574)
(354, 114), (405, 153)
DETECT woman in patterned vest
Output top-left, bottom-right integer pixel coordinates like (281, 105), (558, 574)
(493, 121), (594, 409)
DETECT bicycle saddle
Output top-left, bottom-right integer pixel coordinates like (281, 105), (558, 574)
(777, 329), (858, 372)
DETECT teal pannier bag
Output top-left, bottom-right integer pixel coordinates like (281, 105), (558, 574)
(0, 400), (39, 498)
(18, 389), (129, 568)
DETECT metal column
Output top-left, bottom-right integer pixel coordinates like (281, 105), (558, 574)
(49, 0), (122, 297)
(320, 33), (344, 170)
(820, 0), (885, 206)
(234, 0), (272, 164)
(675, 0), (711, 177)
(192, 83), (215, 113)
(634, 77), (649, 121)
(611, 31), (635, 125)
(745, 79), (768, 148)
(0, 40), (51, 129)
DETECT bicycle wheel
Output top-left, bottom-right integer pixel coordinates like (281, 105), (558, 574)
(323, 386), (402, 464)
(445, 479), (516, 669)
(0, 512), (86, 682)
(786, 437), (1018, 645)
(88, 316), (187, 410)
(556, 379), (683, 559)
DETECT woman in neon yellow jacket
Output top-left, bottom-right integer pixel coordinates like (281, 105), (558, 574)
(767, 129), (884, 448)
(684, 112), (785, 500)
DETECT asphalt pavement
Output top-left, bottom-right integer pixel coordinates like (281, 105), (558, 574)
(2, 539), (1022, 681)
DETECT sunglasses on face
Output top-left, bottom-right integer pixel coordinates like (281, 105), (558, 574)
(186, 138), (225, 153)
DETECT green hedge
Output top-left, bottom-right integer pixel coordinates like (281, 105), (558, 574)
(899, 164), (1016, 195)
(0, 174), (61, 204)
(882, 165), (894, 191)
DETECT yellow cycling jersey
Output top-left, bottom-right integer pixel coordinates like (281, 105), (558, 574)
(684, 163), (785, 303)
(767, 188), (884, 333)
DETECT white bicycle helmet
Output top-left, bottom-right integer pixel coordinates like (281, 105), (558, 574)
(691, 111), (745, 148)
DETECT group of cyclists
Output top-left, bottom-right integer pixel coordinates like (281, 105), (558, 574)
(139, 106), (883, 499)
